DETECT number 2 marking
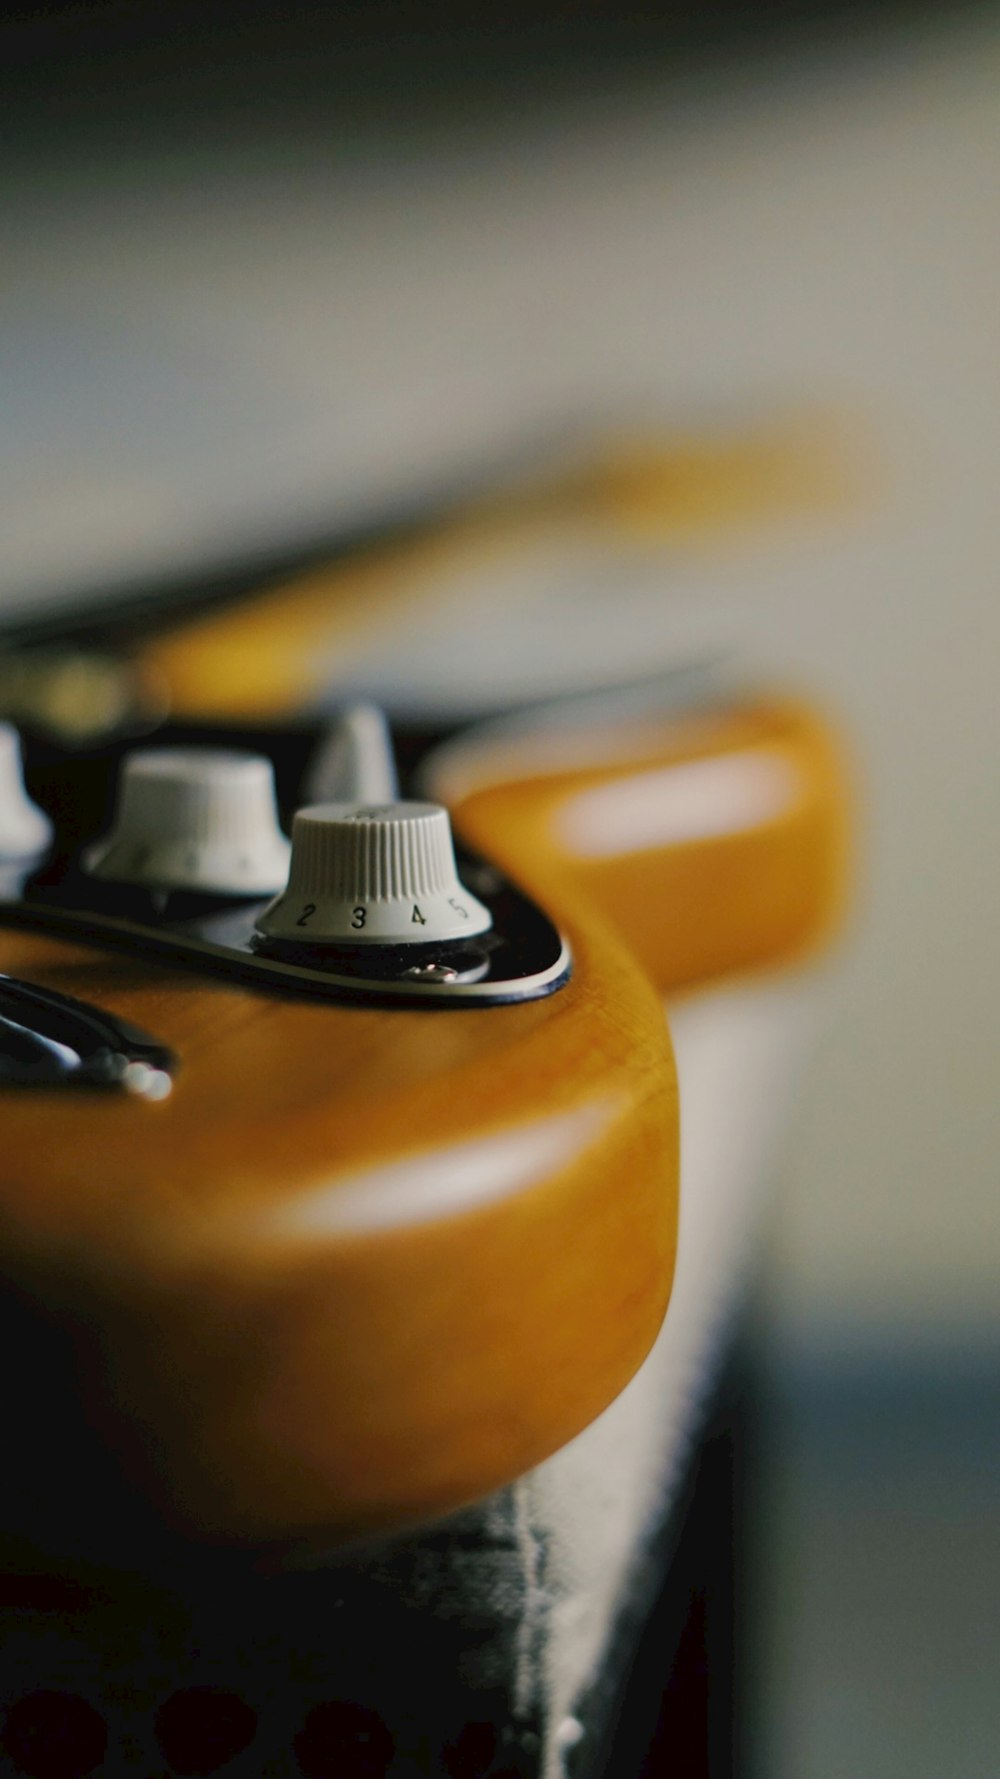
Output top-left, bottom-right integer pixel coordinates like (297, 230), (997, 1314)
(296, 903), (317, 927)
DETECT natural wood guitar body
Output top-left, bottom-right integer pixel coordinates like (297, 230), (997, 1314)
(0, 686), (848, 1564)
(0, 429), (851, 1566)
(0, 869), (677, 1557)
(440, 696), (848, 996)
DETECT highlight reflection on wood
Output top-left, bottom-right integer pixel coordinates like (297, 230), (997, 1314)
(0, 681), (848, 1560)
(439, 697), (849, 994)
(0, 895), (678, 1553)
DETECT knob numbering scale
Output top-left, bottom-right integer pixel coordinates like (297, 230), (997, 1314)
(85, 748), (291, 896)
(0, 766), (567, 1007)
(256, 801), (493, 946)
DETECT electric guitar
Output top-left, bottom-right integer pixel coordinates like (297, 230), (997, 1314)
(0, 427), (848, 1579)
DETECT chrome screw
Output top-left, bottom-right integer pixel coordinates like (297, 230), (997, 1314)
(401, 962), (460, 984)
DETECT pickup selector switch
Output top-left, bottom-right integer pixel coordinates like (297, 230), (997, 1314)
(86, 747), (291, 894)
(0, 723), (52, 859)
(256, 802), (492, 945)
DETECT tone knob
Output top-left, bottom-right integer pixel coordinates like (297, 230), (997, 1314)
(0, 723), (52, 859)
(86, 748), (291, 894)
(256, 801), (492, 945)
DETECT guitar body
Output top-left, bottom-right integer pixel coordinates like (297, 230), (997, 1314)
(0, 892), (676, 1557)
(0, 432), (850, 1777)
(0, 675), (845, 1565)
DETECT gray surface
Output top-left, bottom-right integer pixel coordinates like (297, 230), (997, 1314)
(756, 1340), (999, 1779)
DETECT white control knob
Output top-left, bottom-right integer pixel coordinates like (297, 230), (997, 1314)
(0, 722), (52, 858)
(86, 748), (291, 894)
(256, 801), (492, 945)
(302, 703), (399, 806)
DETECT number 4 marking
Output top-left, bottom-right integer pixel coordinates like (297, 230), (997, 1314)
(412, 904), (426, 925)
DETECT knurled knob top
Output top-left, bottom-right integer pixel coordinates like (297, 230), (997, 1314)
(255, 801), (492, 944)
(86, 747), (291, 894)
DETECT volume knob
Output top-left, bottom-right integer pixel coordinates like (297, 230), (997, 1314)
(256, 801), (492, 945)
(0, 723), (52, 859)
(86, 748), (291, 894)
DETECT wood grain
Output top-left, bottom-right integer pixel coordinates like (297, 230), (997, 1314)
(436, 696), (850, 994)
(0, 886), (678, 1553)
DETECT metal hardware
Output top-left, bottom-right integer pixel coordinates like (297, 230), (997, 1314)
(0, 856), (570, 1008)
(0, 717), (571, 1008)
(0, 974), (176, 1094)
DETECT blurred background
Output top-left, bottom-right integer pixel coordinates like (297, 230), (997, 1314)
(1, 2), (997, 1774)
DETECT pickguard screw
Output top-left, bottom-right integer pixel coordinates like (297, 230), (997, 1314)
(401, 962), (459, 983)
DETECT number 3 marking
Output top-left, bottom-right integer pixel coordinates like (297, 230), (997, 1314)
(352, 906), (367, 928)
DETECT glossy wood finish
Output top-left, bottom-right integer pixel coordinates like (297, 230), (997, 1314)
(0, 682), (849, 1558)
(436, 697), (849, 994)
(0, 421), (851, 1560)
(0, 887), (678, 1553)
